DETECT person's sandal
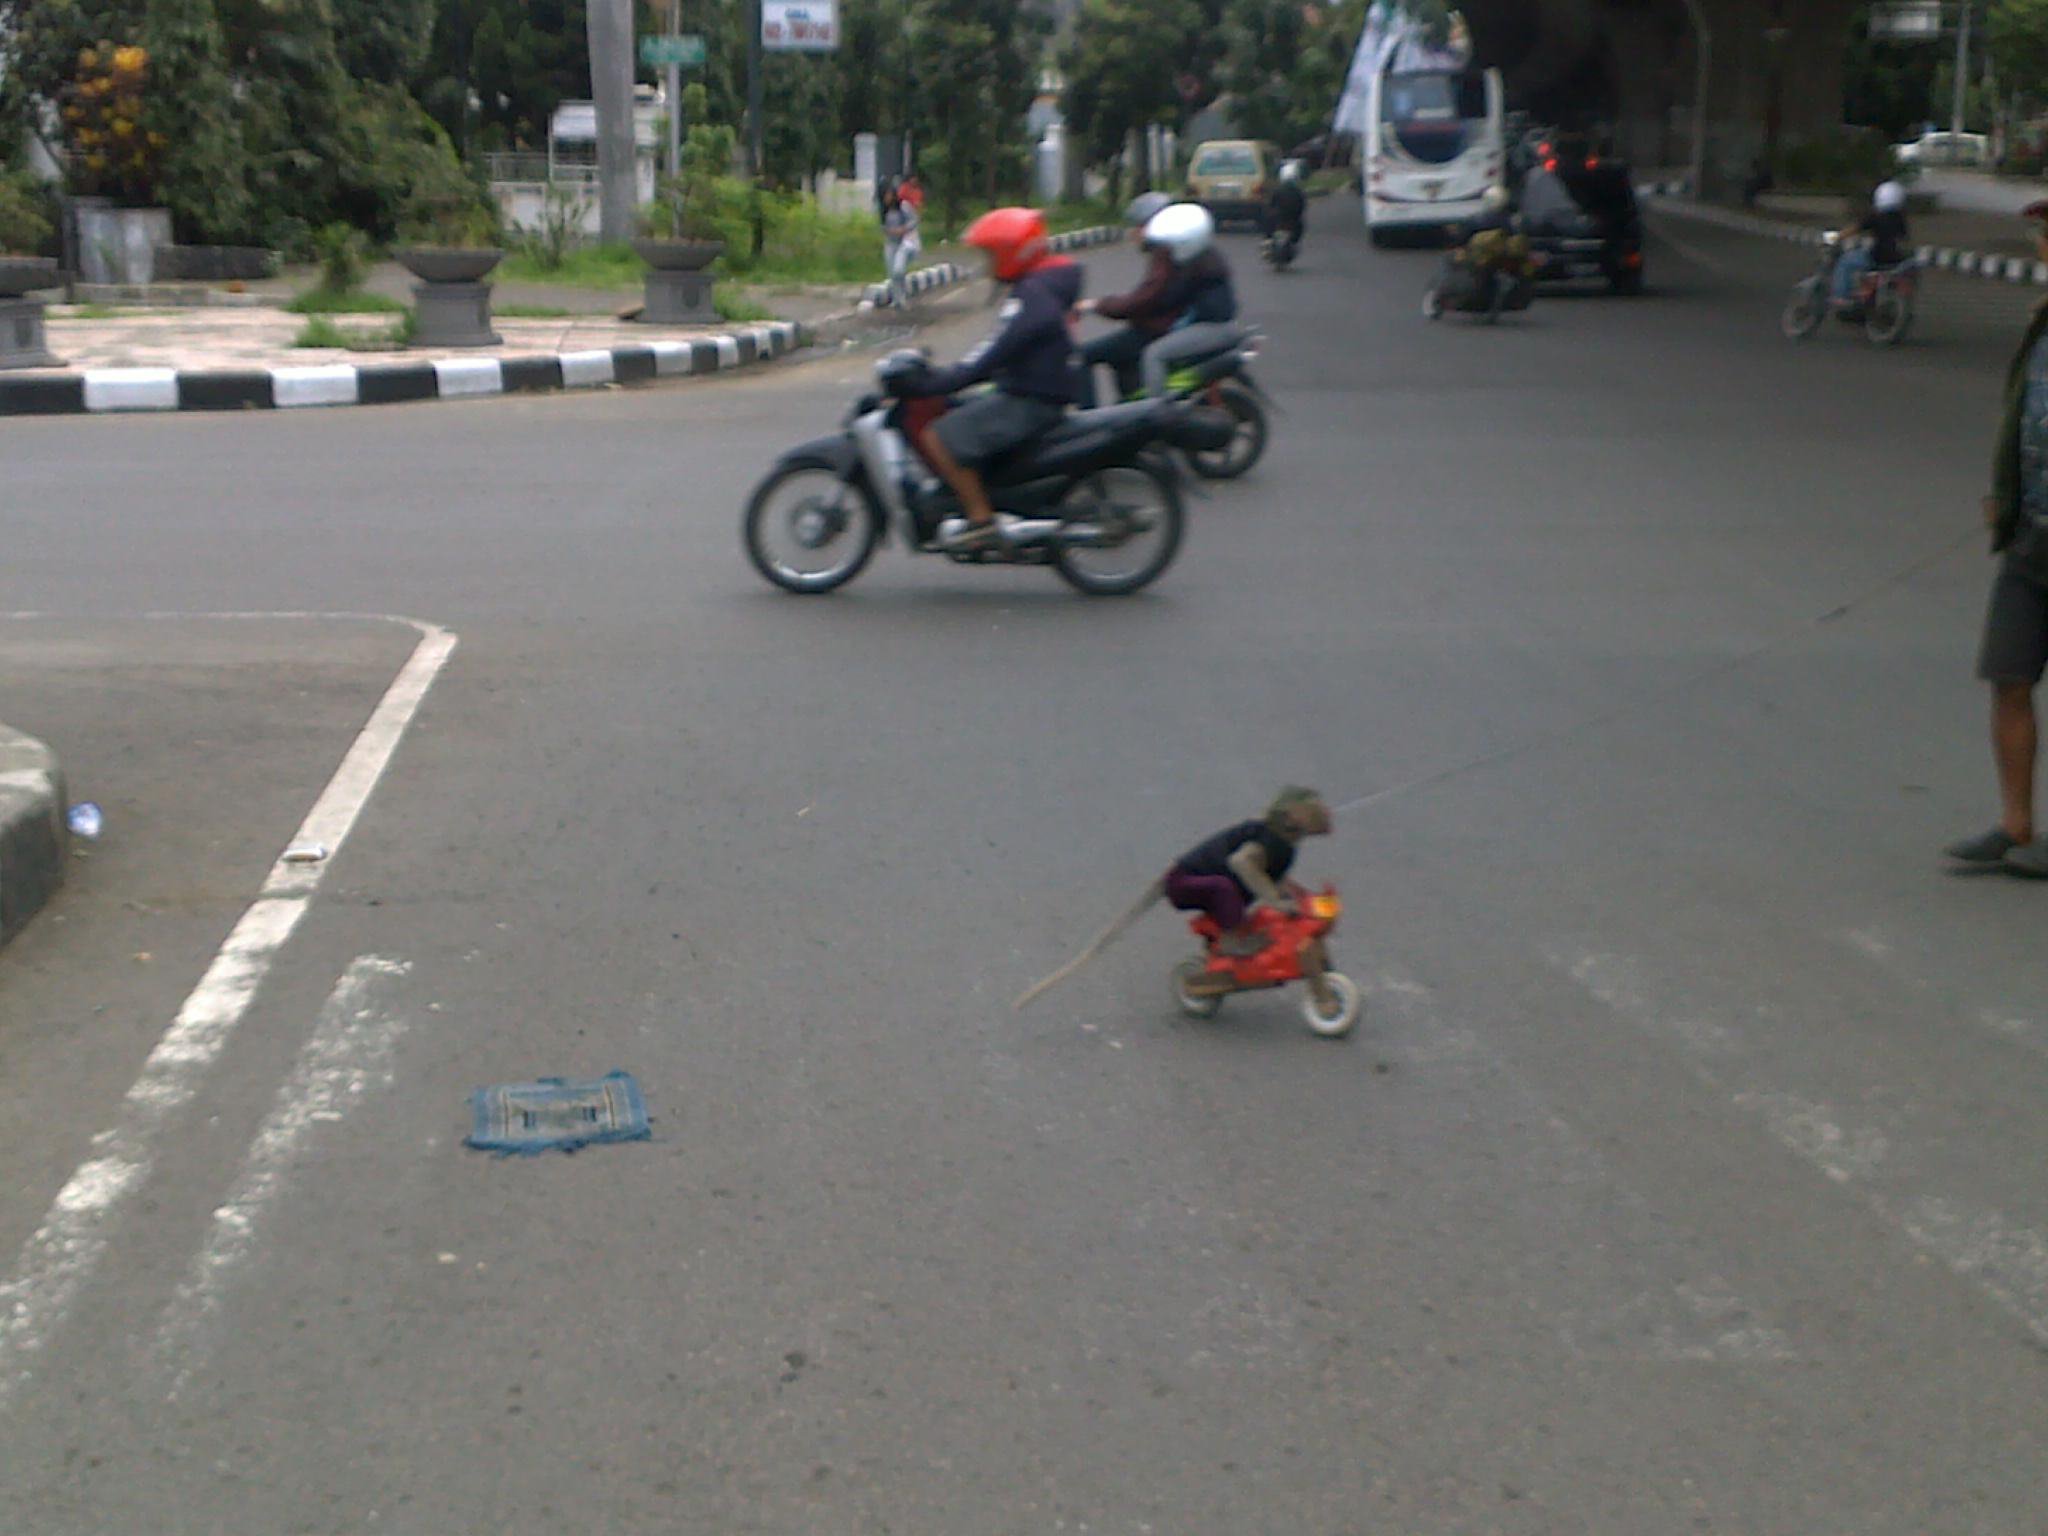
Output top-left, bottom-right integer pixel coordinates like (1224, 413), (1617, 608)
(1945, 828), (2020, 868)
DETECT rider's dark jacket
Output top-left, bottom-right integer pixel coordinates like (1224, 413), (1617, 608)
(917, 259), (1084, 404)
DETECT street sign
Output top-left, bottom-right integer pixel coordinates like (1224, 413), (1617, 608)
(762, 0), (838, 52)
(1869, 1), (1943, 41)
(639, 33), (706, 67)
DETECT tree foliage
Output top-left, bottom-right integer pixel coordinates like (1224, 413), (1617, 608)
(1991, 0), (2048, 101)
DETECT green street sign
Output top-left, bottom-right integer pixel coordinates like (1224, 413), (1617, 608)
(639, 33), (706, 67)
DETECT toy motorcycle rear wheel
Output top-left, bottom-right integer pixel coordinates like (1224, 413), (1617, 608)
(1301, 972), (1361, 1038)
(1172, 958), (1224, 1019)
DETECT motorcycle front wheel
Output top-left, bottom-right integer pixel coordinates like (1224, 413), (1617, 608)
(742, 459), (882, 594)
(1781, 279), (1826, 340)
(1866, 289), (1914, 346)
(1052, 462), (1185, 596)
(1186, 381), (1268, 480)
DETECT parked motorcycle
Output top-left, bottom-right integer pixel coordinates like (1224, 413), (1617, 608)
(742, 352), (1224, 597)
(1781, 232), (1919, 346)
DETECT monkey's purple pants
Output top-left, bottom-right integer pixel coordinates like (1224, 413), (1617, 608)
(1163, 867), (1246, 931)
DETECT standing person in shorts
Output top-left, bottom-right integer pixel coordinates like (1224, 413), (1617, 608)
(1948, 202), (2048, 876)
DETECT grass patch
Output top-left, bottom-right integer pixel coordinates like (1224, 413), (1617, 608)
(287, 287), (405, 315)
(293, 313), (411, 349)
(1306, 167), (1354, 197)
(499, 242), (646, 289)
(495, 302), (575, 318)
(714, 290), (775, 323)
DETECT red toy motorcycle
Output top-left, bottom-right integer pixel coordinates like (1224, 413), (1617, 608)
(1172, 886), (1362, 1038)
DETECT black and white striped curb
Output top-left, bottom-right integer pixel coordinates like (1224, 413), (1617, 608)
(0, 320), (809, 416)
(862, 224), (1124, 308)
(1646, 192), (2048, 287)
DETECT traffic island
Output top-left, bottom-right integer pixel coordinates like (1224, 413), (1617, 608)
(0, 722), (66, 950)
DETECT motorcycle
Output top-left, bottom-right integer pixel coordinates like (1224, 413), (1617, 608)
(741, 351), (1224, 597)
(1261, 227), (1301, 271)
(1171, 886), (1363, 1038)
(1422, 258), (1535, 323)
(1781, 232), (1919, 346)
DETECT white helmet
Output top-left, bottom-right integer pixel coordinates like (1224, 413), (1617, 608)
(1278, 159), (1303, 184)
(1143, 202), (1215, 264)
(1482, 184), (1511, 213)
(1873, 179), (1907, 212)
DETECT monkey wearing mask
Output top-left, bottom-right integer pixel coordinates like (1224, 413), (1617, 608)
(1013, 788), (1334, 1011)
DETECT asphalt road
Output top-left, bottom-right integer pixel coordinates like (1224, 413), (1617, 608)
(4, 199), (2048, 1534)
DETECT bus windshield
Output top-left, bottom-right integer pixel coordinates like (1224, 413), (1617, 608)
(1379, 71), (1481, 164)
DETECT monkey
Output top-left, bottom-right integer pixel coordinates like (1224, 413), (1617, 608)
(1013, 788), (1334, 1011)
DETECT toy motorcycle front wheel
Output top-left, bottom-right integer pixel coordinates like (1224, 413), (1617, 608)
(1172, 958), (1224, 1019)
(1301, 972), (1361, 1038)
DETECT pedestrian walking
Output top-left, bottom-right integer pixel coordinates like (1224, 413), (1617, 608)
(1947, 201), (2048, 877)
(882, 181), (921, 309)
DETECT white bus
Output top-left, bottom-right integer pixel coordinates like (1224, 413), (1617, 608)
(1363, 64), (1505, 245)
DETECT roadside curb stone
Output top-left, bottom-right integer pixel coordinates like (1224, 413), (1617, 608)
(0, 723), (66, 950)
(861, 224), (1123, 310)
(0, 319), (811, 417)
(1647, 190), (2048, 288)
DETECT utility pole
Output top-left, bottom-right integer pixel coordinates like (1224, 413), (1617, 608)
(587, 0), (638, 242)
(748, 0), (766, 178)
(1952, 0), (1972, 139)
(1680, 0), (1710, 198)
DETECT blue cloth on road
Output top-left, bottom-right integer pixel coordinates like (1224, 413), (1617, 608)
(466, 1071), (652, 1155)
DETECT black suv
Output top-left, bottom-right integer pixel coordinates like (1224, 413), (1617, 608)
(1518, 141), (1645, 295)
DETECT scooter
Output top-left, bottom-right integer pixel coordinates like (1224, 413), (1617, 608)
(1261, 228), (1301, 271)
(1170, 886), (1363, 1038)
(742, 350), (1226, 597)
(1781, 232), (1919, 346)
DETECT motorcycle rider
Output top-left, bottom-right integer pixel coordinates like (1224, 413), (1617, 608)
(1832, 178), (1910, 309)
(1443, 184), (1531, 302)
(1138, 203), (1241, 398)
(1263, 159), (1308, 261)
(1074, 191), (1178, 406)
(905, 206), (1084, 551)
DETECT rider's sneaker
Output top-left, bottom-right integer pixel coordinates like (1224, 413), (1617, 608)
(1215, 929), (1269, 958)
(937, 516), (1006, 551)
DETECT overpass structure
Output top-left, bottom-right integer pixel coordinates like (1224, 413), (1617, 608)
(1458, 0), (1865, 193)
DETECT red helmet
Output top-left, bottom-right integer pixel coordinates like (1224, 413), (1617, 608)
(964, 206), (1050, 282)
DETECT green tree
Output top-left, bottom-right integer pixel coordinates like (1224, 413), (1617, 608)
(1991, 0), (2048, 98)
(142, 0), (254, 240)
(906, 0), (1046, 224)
(1061, 0), (1201, 197)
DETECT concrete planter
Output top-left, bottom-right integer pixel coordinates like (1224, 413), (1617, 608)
(632, 238), (725, 325)
(394, 247), (504, 348)
(0, 260), (62, 370)
(0, 257), (60, 299)
(76, 204), (174, 285)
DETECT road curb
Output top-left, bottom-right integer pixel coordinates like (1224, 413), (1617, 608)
(0, 723), (66, 950)
(1646, 192), (2048, 288)
(0, 319), (812, 417)
(861, 224), (1122, 310)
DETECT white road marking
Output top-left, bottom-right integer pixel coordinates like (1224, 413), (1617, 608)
(0, 615), (456, 1405)
(1554, 945), (2048, 1348)
(1834, 925), (2048, 1063)
(147, 956), (410, 1396)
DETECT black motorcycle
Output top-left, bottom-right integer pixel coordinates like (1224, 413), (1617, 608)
(742, 352), (1229, 597)
(1153, 327), (1272, 481)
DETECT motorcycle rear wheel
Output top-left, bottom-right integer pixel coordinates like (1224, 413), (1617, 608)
(1052, 462), (1185, 596)
(1186, 381), (1268, 480)
(1172, 958), (1225, 1019)
(742, 460), (882, 594)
